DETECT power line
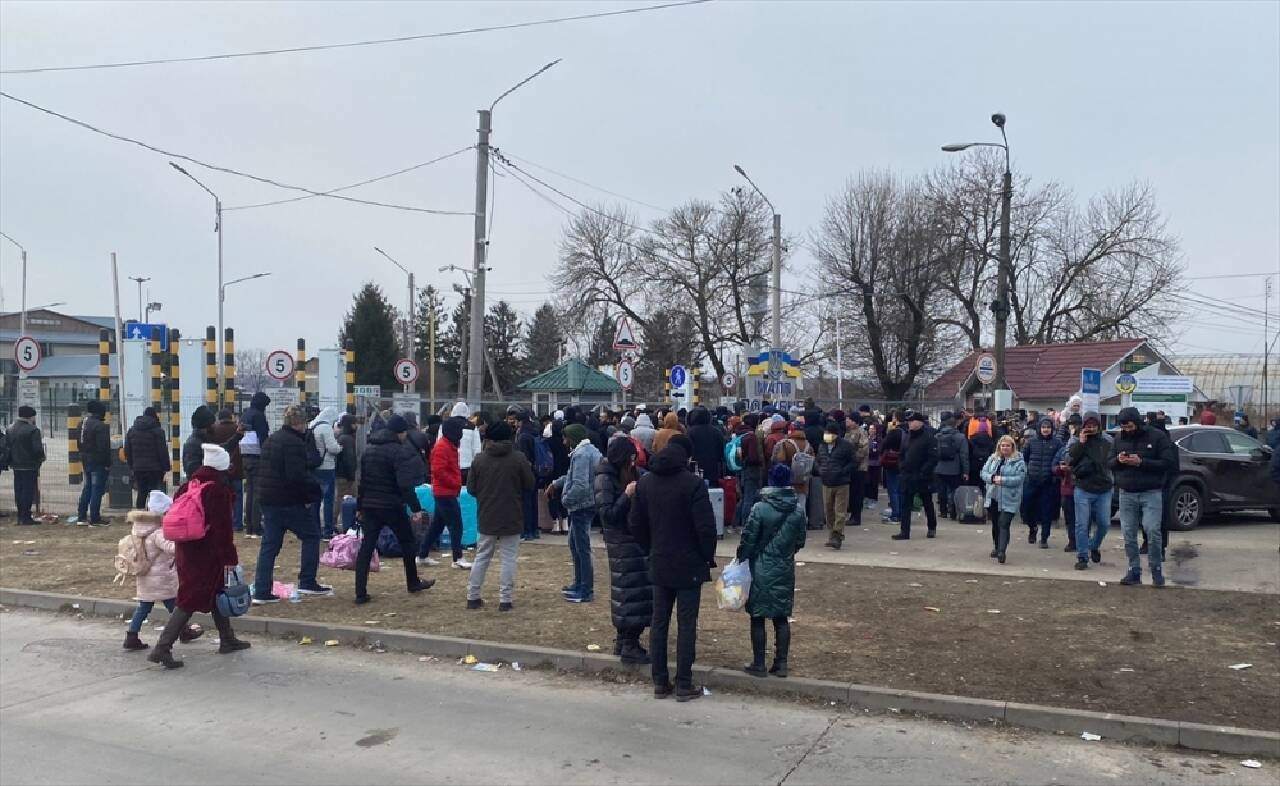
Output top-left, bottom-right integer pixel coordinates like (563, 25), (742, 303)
(225, 145), (473, 211)
(1183, 271), (1278, 281)
(0, 1), (711, 75)
(0, 90), (472, 216)
(501, 151), (666, 211)
(495, 153), (654, 234)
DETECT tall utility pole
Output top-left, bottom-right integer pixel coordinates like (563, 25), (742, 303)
(170, 162), (225, 400)
(942, 112), (1012, 392)
(1265, 277), (1272, 417)
(454, 284), (471, 400)
(0, 231), (26, 346)
(467, 60), (562, 409)
(733, 164), (782, 387)
(428, 301), (437, 412)
(374, 246), (416, 390)
(128, 276), (150, 322)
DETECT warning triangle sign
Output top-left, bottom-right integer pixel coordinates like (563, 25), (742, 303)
(612, 316), (639, 350)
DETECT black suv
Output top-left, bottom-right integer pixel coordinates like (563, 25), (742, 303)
(1160, 426), (1280, 530)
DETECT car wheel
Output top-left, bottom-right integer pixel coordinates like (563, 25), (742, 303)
(1168, 484), (1203, 531)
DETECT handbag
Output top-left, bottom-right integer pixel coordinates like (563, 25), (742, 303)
(880, 449), (900, 469)
(216, 565), (251, 617)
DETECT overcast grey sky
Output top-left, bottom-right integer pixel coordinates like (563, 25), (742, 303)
(1, 0), (1277, 362)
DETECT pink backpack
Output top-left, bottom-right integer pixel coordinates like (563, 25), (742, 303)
(320, 531), (379, 572)
(162, 479), (211, 542)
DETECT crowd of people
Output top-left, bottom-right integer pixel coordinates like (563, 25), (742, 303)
(4, 392), (1280, 689)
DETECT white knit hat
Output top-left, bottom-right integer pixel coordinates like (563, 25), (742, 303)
(147, 490), (173, 513)
(202, 443), (231, 471)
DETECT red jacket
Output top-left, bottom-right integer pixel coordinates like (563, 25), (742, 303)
(175, 467), (239, 613)
(431, 437), (462, 498)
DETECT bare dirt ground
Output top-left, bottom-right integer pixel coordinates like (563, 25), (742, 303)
(2, 521), (1276, 731)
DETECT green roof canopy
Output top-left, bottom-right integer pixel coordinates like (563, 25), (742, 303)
(517, 358), (621, 394)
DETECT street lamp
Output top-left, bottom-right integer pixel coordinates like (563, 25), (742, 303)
(128, 276), (151, 323)
(31, 301), (66, 311)
(733, 164), (783, 387)
(169, 161), (226, 399)
(942, 112), (1012, 393)
(0, 231), (28, 343)
(373, 246), (416, 372)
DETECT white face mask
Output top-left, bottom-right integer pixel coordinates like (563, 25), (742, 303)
(823, 433), (836, 444)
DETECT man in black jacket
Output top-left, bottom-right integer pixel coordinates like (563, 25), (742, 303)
(894, 412), (939, 540)
(126, 406), (171, 508)
(686, 406), (726, 488)
(354, 414), (433, 604)
(253, 404), (328, 603)
(240, 391), (271, 537)
(1110, 407), (1177, 587)
(507, 406), (542, 542)
(629, 436), (717, 702)
(73, 399), (112, 525)
(815, 421), (854, 549)
(7, 406), (45, 525)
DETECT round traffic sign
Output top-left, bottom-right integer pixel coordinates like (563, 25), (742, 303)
(265, 350), (295, 381)
(1116, 373), (1138, 395)
(722, 372), (738, 390)
(669, 365), (687, 389)
(394, 358), (420, 385)
(974, 352), (997, 385)
(616, 360), (634, 390)
(13, 336), (41, 372)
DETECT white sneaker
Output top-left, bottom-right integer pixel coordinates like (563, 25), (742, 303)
(65, 516), (81, 525)
(453, 559), (473, 569)
(416, 557), (439, 567)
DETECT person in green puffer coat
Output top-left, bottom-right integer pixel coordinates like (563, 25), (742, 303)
(736, 463), (808, 679)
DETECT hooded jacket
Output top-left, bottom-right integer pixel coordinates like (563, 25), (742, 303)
(980, 452), (1027, 514)
(1068, 431), (1114, 494)
(899, 426), (938, 485)
(736, 485), (807, 619)
(209, 419), (245, 480)
(594, 440), (653, 631)
(431, 421), (463, 498)
(802, 407), (825, 452)
(308, 406), (344, 472)
(126, 413), (170, 474)
(553, 438), (603, 512)
(1021, 419), (1064, 481)
(257, 425), (321, 506)
(933, 424), (970, 477)
(685, 407), (726, 482)
(764, 419), (790, 463)
(358, 430), (424, 512)
(449, 403), (483, 470)
(6, 419), (45, 471)
(127, 510), (178, 602)
(630, 414), (657, 452)
(240, 391), (271, 456)
(845, 423), (871, 472)
(629, 445), (717, 588)
(467, 439), (535, 537)
(652, 412), (683, 454)
(80, 412), (112, 467)
(1109, 408), (1177, 493)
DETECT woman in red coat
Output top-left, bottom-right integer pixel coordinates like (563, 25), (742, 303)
(149, 444), (249, 669)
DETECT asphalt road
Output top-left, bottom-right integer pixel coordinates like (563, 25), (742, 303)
(1, 609), (1271, 786)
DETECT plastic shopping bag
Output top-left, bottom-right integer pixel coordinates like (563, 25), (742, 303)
(715, 558), (752, 611)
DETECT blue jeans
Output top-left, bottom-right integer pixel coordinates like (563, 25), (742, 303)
(885, 469), (901, 519)
(255, 504), (320, 596)
(421, 496), (463, 561)
(230, 477), (244, 532)
(1073, 488), (1112, 561)
(77, 463), (109, 521)
(310, 469), (337, 537)
(128, 598), (175, 633)
(1023, 476), (1058, 535)
(567, 507), (594, 596)
(1119, 489), (1164, 574)
(734, 470), (761, 529)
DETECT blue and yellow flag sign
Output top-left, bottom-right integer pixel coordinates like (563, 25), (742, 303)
(745, 350), (801, 380)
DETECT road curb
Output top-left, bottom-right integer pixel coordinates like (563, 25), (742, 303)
(3, 586), (1276, 757)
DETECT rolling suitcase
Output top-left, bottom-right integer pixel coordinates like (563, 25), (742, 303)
(954, 485), (985, 523)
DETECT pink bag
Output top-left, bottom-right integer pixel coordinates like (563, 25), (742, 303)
(162, 479), (210, 542)
(320, 531), (378, 572)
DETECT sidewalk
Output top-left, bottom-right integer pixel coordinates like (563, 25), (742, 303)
(531, 503), (1280, 594)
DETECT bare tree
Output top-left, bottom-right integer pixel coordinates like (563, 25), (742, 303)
(551, 206), (649, 330)
(235, 348), (271, 394)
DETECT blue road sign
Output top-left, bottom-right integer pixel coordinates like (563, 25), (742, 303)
(669, 364), (687, 389)
(1081, 368), (1101, 396)
(123, 321), (169, 350)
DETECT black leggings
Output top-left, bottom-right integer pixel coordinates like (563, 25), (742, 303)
(750, 615), (791, 663)
(988, 504), (1013, 554)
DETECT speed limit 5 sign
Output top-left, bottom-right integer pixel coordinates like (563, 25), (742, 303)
(394, 358), (420, 385)
(265, 350), (295, 381)
(13, 335), (41, 372)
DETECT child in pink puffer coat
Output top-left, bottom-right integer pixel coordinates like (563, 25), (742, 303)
(122, 491), (202, 651)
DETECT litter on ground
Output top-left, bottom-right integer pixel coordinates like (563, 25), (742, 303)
(1241, 759), (1262, 769)
(471, 662), (500, 672)
(299, 636), (313, 645)
(1081, 732), (1102, 741)
(1229, 663), (1253, 670)
(586, 644), (601, 652)
(924, 606), (941, 613)
(324, 639), (339, 647)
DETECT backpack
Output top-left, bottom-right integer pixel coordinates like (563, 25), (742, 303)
(971, 417), (992, 438)
(724, 434), (745, 473)
(112, 533), (155, 584)
(789, 441), (815, 480)
(162, 479), (210, 542)
(533, 435), (555, 480)
(939, 436), (958, 462)
(970, 431), (994, 463)
(629, 436), (648, 469)
(376, 525), (403, 558)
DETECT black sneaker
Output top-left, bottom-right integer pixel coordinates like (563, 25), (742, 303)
(989, 549), (998, 558)
(466, 598), (484, 610)
(354, 595), (372, 605)
(251, 594), (280, 605)
(1120, 570), (1142, 586)
(1064, 544), (1075, 553)
(1038, 541), (1049, 549)
(407, 579), (435, 593)
(1027, 532), (1036, 544)
(498, 602), (514, 612)
(891, 533), (910, 541)
(1090, 549), (1101, 564)
(926, 530), (936, 539)
(654, 682), (674, 700)
(1074, 560), (1088, 571)
(675, 685), (703, 703)
(1151, 569), (1166, 588)
(297, 582), (333, 595)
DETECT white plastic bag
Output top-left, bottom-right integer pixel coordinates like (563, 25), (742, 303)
(715, 558), (752, 611)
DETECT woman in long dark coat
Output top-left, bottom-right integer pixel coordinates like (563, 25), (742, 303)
(593, 437), (652, 665)
(149, 444), (249, 669)
(737, 463), (807, 678)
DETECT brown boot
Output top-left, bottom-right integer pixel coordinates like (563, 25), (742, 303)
(213, 611), (251, 654)
(123, 631), (149, 651)
(147, 608), (191, 669)
(178, 624), (204, 644)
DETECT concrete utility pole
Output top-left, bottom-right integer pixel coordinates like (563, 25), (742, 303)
(374, 246), (416, 391)
(169, 162), (226, 400)
(0, 231), (27, 356)
(942, 112), (1012, 392)
(467, 60), (561, 409)
(733, 164), (782, 386)
(128, 276), (150, 322)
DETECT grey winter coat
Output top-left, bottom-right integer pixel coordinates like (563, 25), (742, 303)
(553, 438), (603, 512)
(933, 425), (970, 478)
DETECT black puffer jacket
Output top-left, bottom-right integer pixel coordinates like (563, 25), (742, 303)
(80, 414), (112, 467)
(257, 426), (321, 506)
(358, 429), (424, 512)
(125, 414), (170, 473)
(594, 448), (652, 631)
(815, 436), (855, 485)
(899, 427), (938, 485)
(1109, 410), (1177, 493)
(686, 407), (726, 483)
(1021, 419), (1064, 481)
(629, 445), (717, 589)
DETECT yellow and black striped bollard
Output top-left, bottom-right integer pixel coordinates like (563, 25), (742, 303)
(344, 341), (355, 412)
(67, 404), (83, 485)
(204, 326), (217, 406)
(168, 328), (182, 486)
(223, 327), (235, 410)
